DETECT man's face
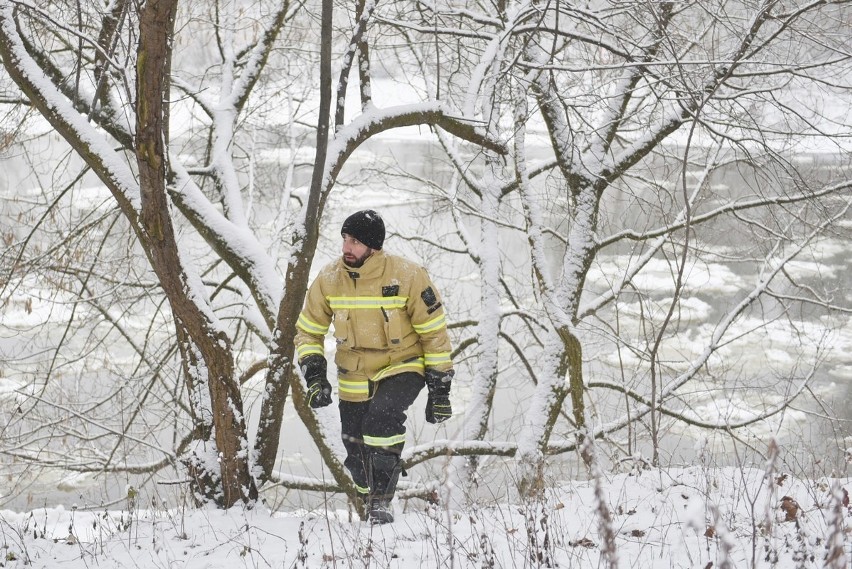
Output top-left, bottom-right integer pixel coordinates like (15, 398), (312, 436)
(342, 234), (373, 268)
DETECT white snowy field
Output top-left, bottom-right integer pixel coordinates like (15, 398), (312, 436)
(1, 465), (849, 568)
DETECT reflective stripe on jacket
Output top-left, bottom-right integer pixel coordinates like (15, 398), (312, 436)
(295, 250), (454, 402)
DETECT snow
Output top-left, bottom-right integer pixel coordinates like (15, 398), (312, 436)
(3, 1), (852, 566)
(1, 466), (848, 568)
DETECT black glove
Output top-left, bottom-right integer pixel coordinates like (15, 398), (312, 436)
(301, 355), (332, 408)
(424, 368), (453, 424)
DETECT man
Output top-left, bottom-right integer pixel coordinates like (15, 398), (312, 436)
(294, 209), (455, 524)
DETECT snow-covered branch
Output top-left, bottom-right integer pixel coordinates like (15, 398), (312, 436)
(324, 102), (507, 186)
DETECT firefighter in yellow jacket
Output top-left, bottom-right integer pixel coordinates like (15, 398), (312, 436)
(294, 210), (454, 524)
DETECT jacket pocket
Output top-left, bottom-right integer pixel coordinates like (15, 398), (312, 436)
(332, 309), (351, 347)
(383, 307), (403, 346)
(335, 349), (360, 375)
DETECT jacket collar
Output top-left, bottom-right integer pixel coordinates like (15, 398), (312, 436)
(342, 249), (386, 280)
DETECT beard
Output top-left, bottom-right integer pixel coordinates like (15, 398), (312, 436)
(343, 250), (372, 268)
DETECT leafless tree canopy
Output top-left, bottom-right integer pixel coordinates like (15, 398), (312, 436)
(1, 0), (850, 508)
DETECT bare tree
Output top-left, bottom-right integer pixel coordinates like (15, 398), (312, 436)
(2, 0), (850, 514)
(377, 0), (852, 498)
(0, 0), (502, 507)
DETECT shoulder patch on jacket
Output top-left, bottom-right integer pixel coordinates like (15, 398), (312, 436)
(421, 286), (438, 307)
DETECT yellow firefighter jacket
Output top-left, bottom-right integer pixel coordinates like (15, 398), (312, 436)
(295, 250), (454, 402)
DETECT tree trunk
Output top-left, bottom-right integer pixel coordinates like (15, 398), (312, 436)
(562, 328), (585, 434)
(253, 0), (352, 498)
(136, 0), (255, 507)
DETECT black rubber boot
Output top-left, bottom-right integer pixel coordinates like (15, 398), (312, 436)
(368, 497), (394, 525)
(367, 451), (402, 525)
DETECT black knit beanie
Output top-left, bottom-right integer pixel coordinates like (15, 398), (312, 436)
(341, 210), (385, 250)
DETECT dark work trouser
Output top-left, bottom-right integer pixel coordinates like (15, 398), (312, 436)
(339, 372), (424, 496)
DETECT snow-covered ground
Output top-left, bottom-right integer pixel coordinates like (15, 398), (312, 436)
(1, 466), (849, 568)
